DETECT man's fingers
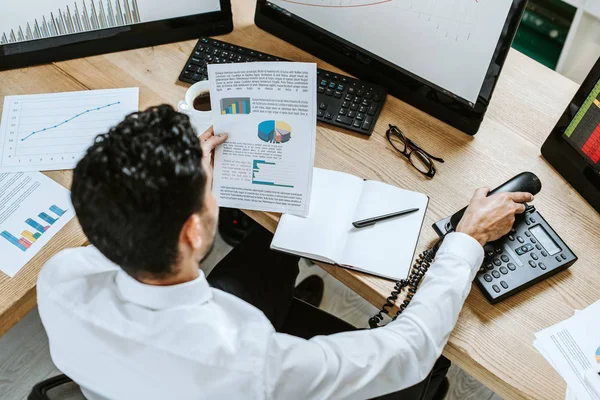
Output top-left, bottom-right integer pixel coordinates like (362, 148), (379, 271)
(472, 187), (490, 200)
(202, 133), (228, 152)
(514, 203), (527, 214)
(199, 126), (215, 141)
(507, 192), (534, 204)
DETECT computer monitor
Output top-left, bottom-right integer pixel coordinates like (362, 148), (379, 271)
(0, 0), (233, 71)
(255, 0), (526, 135)
(542, 56), (600, 213)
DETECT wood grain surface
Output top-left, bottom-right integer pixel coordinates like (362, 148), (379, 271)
(0, 0), (598, 398)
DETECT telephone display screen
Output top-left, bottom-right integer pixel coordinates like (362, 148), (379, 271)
(563, 79), (600, 174)
(530, 225), (561, 256)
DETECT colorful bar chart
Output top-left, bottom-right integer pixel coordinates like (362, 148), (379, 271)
(1, 204), (66, 252)
(220, 98), (251, 115)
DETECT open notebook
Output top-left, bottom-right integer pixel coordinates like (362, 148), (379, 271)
(271, 168), (429, 280)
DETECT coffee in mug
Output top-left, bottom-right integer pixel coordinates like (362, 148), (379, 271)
(193, 91), (211, 111)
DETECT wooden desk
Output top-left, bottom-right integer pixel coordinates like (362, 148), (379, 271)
(1, 1), (599, 398)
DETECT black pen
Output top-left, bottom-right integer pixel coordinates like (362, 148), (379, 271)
(352, 208), (420, 229)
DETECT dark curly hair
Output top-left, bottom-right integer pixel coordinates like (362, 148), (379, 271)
(71, 104), (206, 278)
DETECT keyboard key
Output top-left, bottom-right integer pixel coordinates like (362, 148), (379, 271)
(515, 248), (524, 256)
(365, 91), (373, 99)
(350, 103), (359, 111)
(531, 253), (538, 260)
(212, 49), (221, 56)
(329, 82), (336, 89)
(525, 231), (531, 237)
(342, 101), (350, 108)
(507, 263), (516, 271)
(337, 84), (344, 91)
(493, 258), (501, 266)
(500, 281), (508, 289)
(183, 71), (193, 79)
(319, 103), (328, 110)
(561, 254), (567, 260)
(221, 51), (229, 58)
(341, 77), (348, 83)
(334, 91), (342, 98)
(529, 260), (537, 268)
(517, 236), (524, 243)
(353, 96), (361, 103)
(348, 87), (356, 95)
(359, 106), (367, 113)
(495, 248), (503, 254)
(324, 72), (331, 78)
(325, 89), (334, 96)
(501, 255), (509, 263)
(485, 263), (493, 270)
(348, 110), (356, 118)
(361, 120), (371, 130)
(345, 94), (353, 101)
(229, 53), (236, 61)
(367, 106), (377, 116)
(541, 250), (548, 257)
(530, 238), (537, 244)
(317, 110), (324, 118)
(325, 112), (333, 120)
(492, 270), (500, 279)
(484, 274), (493, 282)
(374, 93), (382, 101)
(493, 285), (500, 293)
(201, 38), (209, 43)
(320, 79), (328, 87)
(317, 87), (325, 94)
(333, 74), (339, 80)
(356, 113), (365, 121)
(192, 73), (202, 81)
(353, 120), (361, 128)
(339, 109), (348, 116)
(357, 89), (364, 96)
(336, 115), (353, 125)
(556, 256), (561, 262)
(535, 244), (542, 250)
(500, 267), (508, 275)
(508, 235), (515, 241)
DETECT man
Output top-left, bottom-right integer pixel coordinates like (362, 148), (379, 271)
(38, 105), (534, 400)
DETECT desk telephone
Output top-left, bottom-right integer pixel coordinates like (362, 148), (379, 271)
(369, 173), (577, 328)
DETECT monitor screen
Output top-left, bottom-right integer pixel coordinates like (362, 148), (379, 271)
(563, 79), (600, 174)
(1, 0), (221, 46)
(266, 0), (513, 106)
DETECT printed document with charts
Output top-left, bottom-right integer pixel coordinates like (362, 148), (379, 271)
(271, 168), (429, 280)
(208, 62), (317, 216)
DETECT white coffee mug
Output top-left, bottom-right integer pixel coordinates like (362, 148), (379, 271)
(177, 81), (213, 136)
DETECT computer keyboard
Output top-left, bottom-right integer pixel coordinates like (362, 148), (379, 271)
(178, 37), (387, 135)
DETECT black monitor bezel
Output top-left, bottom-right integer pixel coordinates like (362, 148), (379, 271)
(542, 57), (600, 214)
(255, 0), (526, 135)
(0, 0), (233, 71)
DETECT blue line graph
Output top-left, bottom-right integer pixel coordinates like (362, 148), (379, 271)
(20, 101), (121, 142)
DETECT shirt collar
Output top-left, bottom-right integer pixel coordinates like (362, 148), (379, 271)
(115, 269), (213, 310)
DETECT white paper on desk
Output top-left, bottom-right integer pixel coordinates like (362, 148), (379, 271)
(0, 172), (75, 277)
(0, 88), (138, 173)
(535, 302), (600, 400)
(208, 62), (317, 216)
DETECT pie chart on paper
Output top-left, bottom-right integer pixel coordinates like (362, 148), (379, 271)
(258, 120), (292, 143)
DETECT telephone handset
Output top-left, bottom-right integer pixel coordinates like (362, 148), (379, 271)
(370, 173), (576, 328)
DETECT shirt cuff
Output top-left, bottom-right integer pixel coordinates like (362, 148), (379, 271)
(436, 232), (484, 276)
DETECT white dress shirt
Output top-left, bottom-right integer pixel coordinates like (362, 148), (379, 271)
(37, 232), (483, 400)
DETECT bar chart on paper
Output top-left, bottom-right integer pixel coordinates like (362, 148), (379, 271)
(252, 160), (295, 188)
(0, 88), (138, 172)
(0, 172), (75, 277)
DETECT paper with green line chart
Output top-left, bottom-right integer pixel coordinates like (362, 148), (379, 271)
(208, 62), (317, 216)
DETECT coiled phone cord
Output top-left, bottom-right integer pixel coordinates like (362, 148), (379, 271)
(369, 237), (445, 329)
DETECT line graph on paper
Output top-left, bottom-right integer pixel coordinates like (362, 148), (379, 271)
(0, 88), (138, 172)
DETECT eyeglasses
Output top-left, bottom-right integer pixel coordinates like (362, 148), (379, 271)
(386, 124), (444, 178)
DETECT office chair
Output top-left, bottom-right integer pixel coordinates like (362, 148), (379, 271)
(29, 374), (85, 400)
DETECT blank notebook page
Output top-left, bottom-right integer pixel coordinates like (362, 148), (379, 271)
(340, 180), (429, 280)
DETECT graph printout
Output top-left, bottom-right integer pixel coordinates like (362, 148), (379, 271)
(0, 172), (75, 277)
(0, 88), (139, 172)
(209, 62), (317, 216)
(270, 0), (514, 105)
